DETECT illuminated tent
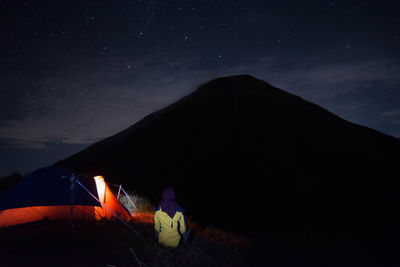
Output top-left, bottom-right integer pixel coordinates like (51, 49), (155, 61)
(0, 166), (132, 228)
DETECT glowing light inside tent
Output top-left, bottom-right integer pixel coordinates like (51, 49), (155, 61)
(94, 176), (106, 204)
(92, 175), (132, 221)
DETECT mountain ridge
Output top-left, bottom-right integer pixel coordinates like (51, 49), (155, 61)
(57, 74), (400, 237)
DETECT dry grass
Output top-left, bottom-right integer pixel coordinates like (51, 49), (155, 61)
(118, 189), (155, 214)
(0, 218), (259, 267)
(117, 191), (256, 266)
(0, 190), (393, 266)
(131, 219), (256, 267)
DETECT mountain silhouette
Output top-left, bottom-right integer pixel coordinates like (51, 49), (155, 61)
(57, 75), (400, 239)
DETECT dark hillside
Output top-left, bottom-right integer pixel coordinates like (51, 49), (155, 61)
(58, 75), (400, 240)
(0, 172), (22, 193)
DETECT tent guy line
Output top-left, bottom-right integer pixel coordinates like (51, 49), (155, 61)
(108, 182), (137, 210)
(74, 178), (142, 238)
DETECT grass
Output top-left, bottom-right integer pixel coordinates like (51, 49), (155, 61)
(1, 188), (391, 266)
(117, 190), (251, 246)
(106, 191), (396, 266)
(131, 221), (255, 267)
(0, 218), (256, 266)
(118, 189), (155, 215)
(111, 189), (257, 266)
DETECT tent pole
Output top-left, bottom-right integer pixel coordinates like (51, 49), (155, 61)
(117, 184), (122, 200)
(69, 174), (75, 228)
(121, 187), (136, 211)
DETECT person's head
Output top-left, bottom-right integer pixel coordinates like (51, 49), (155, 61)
(162, 187), (176, 201)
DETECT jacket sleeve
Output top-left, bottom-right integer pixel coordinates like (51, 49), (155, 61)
(154, 208), (161, 232)
(179, 210), (186, 234)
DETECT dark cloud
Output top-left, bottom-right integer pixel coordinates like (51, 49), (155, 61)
(382, 109), (400, 117)
(1, 56), (399, 150)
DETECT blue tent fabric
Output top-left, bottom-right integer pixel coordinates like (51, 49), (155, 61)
(0, 165), (100, 211)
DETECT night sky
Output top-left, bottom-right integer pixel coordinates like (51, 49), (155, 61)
(1, 0), (399, 176)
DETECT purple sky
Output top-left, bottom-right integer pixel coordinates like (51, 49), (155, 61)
(1, 0), (399, 176)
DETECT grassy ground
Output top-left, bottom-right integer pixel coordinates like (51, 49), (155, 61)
(1, 214), (399, 266)
(1, 191), (398, 266)
(0, 190), (260, 266)
(0, 218), (256, 267)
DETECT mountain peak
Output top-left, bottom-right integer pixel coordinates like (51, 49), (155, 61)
(193, 74), (284, 96)
(202, 74), (263, 85)
(57, 75), (400, 236)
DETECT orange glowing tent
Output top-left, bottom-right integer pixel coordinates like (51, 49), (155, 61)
(0, 166), (132, 228)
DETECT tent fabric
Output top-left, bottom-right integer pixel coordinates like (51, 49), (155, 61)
(0, 166), (98, 211)
(0, 166), (132, 228)
(0, 206), (98, 228)
(93, 176), (132, 221)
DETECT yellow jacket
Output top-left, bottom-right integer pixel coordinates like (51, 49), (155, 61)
(154, 206), (186, 247)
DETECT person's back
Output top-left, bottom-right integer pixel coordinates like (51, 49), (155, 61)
(154, 187), (186, 247)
